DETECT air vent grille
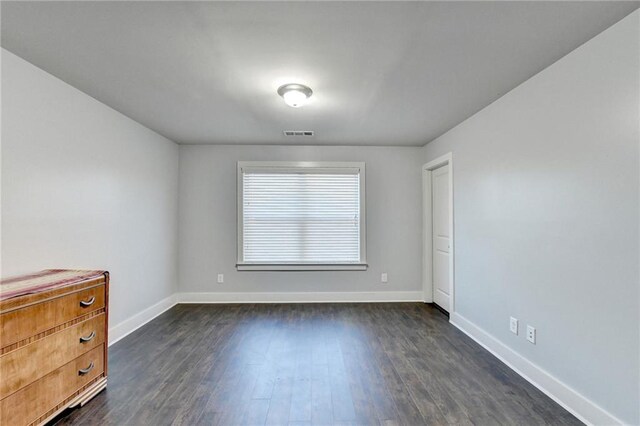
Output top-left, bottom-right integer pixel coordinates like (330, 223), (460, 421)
(283, 130), (314, 137)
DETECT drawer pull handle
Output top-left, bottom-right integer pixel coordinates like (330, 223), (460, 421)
(78, 362), (94, 376)
(79, 296), (96, 307)
(80, 331), (96, 343)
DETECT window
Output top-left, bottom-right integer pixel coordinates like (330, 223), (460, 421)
(237, 162), (367, 270)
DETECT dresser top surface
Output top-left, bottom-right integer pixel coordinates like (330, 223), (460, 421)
(0, 270), (106, 302)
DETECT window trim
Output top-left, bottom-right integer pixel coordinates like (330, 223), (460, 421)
(236, 161), (367, 271)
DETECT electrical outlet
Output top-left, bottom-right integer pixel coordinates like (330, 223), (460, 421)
(510, 317), (518, 335)
(526, 325), (536, 344)
(381, 272), (388, 283)
(217, 273), (224, 284)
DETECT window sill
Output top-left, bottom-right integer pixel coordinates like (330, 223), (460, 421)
(236, 263), (368, 271)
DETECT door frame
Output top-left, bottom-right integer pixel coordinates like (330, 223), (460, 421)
(422, 152), (455, 313)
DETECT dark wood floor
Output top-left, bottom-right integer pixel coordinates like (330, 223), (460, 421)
(56, 303), (580, 426)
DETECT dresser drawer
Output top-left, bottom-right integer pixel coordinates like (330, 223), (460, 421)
(0, 313), (105, 399)
(0, 345), (104, 426)
(0, 285), (105, 349)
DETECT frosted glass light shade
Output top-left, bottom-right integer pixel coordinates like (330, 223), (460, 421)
(277, 84), (313, 108)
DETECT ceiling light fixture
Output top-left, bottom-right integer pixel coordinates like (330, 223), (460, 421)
(277, 83), (313, 108)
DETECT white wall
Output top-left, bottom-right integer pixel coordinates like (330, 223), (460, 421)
(179, 144), (423, 299)
(1, 49), (180, 331)
(423, 12), (639, 424)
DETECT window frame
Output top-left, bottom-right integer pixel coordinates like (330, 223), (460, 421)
(236, 161), (367, 271)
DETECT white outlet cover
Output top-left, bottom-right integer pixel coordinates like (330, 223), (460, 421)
(527, 325), (536, 344)
(510, 317), (518, 335)
(217, 274), (224, 284)
(381, 273), (388, 283)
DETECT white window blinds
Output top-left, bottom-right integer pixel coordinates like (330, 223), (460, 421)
(238, 162), (366, 270)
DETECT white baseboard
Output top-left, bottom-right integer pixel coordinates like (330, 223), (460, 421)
(108, 294), (178, 346)
(177, 291), (423, 304)
(450, 312), (623, 426)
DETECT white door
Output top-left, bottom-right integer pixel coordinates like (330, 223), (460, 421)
(432, 164), (451, 312)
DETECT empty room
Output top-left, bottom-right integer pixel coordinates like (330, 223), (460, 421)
(0, 1), (638, 425)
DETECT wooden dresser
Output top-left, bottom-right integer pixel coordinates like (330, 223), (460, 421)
(0, 270), (109, 426)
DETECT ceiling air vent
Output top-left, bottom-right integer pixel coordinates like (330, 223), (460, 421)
(283, 130), (314, 137)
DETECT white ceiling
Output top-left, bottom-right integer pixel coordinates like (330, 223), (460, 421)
(2, 1), (638, 146)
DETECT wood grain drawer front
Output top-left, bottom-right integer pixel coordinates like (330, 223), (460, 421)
(0, 345), (104, 426)
(0, 285), (105, 349)
(0, 314), (105, 399)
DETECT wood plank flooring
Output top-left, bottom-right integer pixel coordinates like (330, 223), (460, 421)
(55, 303), (581, 425)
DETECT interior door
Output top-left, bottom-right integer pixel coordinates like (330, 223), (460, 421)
(432, 164), (450, 312)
